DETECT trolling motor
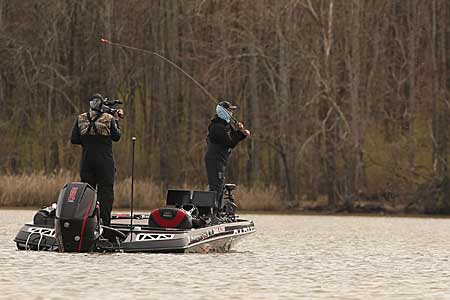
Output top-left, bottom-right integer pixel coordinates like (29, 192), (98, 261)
(55, 182), (100, 252)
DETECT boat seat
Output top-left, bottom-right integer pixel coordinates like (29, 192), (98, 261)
(191, 191), (217, 217)
(166, 189), (191, 207)
(224, 184), (236, 193)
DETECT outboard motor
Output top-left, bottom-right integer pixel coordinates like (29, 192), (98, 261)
(55, 182), (100, 252)
(148, 207), (193, 229)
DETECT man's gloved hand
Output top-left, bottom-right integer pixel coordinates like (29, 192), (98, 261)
(237, 122), (251, 137)
(114, 109), (124, 120)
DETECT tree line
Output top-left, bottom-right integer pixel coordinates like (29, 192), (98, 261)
(1, 0), (449, 212)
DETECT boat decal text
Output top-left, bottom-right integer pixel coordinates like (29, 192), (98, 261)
(233, 226), (255, 235)
(28, 227), (56, 237)
(135, 233), (174, 241)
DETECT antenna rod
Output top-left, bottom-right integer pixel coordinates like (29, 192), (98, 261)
(130, 136), (136, 240)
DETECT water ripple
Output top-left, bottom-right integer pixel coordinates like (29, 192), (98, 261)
(1, 211), (450, 299)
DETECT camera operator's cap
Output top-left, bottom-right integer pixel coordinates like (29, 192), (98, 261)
(90, 93), (104, 101)
(218, 100), (237, 111)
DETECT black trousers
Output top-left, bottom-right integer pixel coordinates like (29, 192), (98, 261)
(80, 153), (115, 226)
(205, 157), (226, 209)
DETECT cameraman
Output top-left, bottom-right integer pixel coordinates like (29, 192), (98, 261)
(71, 93), (123, 226)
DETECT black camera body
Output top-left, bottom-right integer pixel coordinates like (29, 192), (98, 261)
(89, 93), (123, 118)
(102, 98), (122, 114)
(101, 98), (122, 116)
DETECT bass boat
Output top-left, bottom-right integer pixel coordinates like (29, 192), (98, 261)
(14, 182), (256, 253)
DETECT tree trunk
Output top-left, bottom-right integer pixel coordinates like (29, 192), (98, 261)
(102, 0), (115, 93)
(247, 42), (259, 184)
(349, 0), (362, 196)
(407, 0), (417, 170)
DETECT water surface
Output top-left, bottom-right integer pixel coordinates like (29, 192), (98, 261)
(1, 210), (450, 299)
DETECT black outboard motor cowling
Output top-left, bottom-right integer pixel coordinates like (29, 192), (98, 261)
(55, 182), (100, 252)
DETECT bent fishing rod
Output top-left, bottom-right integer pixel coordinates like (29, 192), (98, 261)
(100, 38), (240, 124)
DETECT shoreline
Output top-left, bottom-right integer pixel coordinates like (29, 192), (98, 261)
(2, 206), (450, 219)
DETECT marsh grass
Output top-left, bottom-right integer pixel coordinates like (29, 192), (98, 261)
(0, 171), (74, 207)
(0, 173), (283, 211)
(235, 184), (282, 211)
(114, 178), (165, 209)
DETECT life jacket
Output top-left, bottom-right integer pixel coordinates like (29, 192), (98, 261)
(77, 111), (114, 137)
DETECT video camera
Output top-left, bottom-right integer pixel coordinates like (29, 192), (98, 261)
(90, 93), (123, 118)
(102, 97), (123, 118)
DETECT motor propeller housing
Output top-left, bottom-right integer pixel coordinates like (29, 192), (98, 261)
(55, 182), (100, 252)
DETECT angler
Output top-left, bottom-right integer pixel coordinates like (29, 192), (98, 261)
(205, 100), (251, 210)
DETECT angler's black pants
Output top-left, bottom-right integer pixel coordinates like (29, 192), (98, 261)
(205, 158), (226, 209)
(80, 152), (115, 226)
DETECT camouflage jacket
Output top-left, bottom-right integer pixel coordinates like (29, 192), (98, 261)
(78, 111), (115, 136)
(71, 111), (121, 153)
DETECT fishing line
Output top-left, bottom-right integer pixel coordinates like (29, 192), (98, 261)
(101, 39), (216, 102)
(100, 38), (239, 123)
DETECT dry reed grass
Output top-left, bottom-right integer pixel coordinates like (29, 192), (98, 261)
(0, 173), (166, 209)
(235, 184), (282, 211)
(0, 171), (74, 207)
(0, 173), (283, 211)
(114, 178), (165, 209)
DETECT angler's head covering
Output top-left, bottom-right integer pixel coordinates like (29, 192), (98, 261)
(89, 93), (104, 111)
(216, 104), (231, 123)
(218, 100), (237, 111)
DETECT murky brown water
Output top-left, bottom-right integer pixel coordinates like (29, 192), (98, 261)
(1, 210), (450, 299)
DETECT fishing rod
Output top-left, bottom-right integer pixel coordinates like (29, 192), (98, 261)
(100, 38), (241, 124)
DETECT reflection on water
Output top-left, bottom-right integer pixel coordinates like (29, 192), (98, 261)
(1, 210), (450, 299)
